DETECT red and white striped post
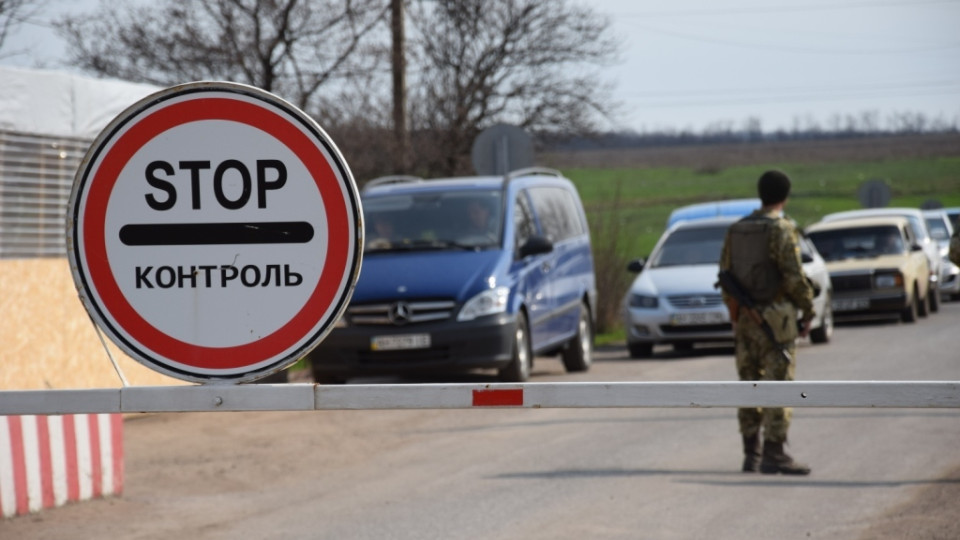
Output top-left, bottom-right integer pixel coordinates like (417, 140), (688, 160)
(0, 414), (122, 518)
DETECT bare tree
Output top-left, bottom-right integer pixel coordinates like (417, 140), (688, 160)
(406, 0), (620, 175)
(55, 0), (388, 112)
(0, 0), (46, 57)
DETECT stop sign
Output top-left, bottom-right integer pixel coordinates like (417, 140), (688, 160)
(67, 82), (363, 383)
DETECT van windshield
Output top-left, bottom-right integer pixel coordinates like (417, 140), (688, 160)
(649, 225), (728, 268)
(363, 190), (503, 252)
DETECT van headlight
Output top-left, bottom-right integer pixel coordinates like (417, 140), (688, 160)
(458, 287), (510, 321)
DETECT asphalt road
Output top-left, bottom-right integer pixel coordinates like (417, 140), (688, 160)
(3, 302), (959, 540)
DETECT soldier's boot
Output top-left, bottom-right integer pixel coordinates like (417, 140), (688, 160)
(760, 440), (811, 475)
(742, 433), (761, 473)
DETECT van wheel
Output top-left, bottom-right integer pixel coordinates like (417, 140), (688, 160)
(901, 286), (919, 323)
(562, 302), (593, 372)
(628, 342), (653, 359)
(312, 363), (347, 385)
(499, 312), (532, 382)
(810, 297), (833, 344)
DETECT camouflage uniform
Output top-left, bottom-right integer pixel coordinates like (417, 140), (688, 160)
(719, 209), (815, 443)
(950, 226), (960, 266)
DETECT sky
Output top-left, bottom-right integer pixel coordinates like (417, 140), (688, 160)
(2, 0), (958, 134)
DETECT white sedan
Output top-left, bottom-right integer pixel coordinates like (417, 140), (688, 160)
(622, 216), (832, 358)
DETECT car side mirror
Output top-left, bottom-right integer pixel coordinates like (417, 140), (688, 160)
(519, 235), (553, 258)
(911, 243), (923, 252)
(801, 252), (814, 264)
(627, 258), (646, 273)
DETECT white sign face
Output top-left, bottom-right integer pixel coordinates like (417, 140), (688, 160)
(67, 82), (363, 383)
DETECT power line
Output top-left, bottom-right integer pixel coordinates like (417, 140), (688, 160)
(628, 83), (960, 108)
(629, 23), (960, 55)
(612, 0), (960, 19)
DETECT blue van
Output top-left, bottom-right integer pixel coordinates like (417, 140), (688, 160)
(306, 168), (597, 383)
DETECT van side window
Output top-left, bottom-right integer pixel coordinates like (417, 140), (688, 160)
(529, 187), (583, 242)
(514, 192), (536, 254)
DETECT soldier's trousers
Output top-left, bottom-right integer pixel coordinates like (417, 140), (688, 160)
(735, 320), (796, 443)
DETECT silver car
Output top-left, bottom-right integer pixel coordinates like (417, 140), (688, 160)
(923, 209), (960, 300)
(622, 216), (833, 358)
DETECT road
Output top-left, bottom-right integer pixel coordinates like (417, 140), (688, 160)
(3, 303), (959, 539)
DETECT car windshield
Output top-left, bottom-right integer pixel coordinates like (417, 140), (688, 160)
(808, 225), (905, 261)
(363, 189), (503, 252)
(649, 225), (727, 268)
(924, 216), (950, 241)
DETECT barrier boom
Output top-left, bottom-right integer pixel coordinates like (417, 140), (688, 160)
(1, 381), (958, 415)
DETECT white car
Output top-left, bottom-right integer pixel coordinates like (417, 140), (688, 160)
(622, 216), (833, 358)
(923, 209), (960, 300)
(822, 208), (941, 313)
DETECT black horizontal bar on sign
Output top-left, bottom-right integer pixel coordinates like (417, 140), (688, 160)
(119, 222), (315, 246)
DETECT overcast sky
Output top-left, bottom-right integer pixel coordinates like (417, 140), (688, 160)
(2, 0), (958, 133)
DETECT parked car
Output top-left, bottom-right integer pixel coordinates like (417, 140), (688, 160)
(621, 215), (833, 358)
(923, 209), (960, 300)
(943, 207), (960, 229)
(666, 198), (761, 229)
(305, 168), (597, 383)
(806, 216), (930, 322)
(821, 208), (941, 314)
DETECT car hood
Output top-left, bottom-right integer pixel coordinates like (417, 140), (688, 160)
(629, 264), (721, 296)
(353, 250), (502, 302)
(824, 254), (912, 273)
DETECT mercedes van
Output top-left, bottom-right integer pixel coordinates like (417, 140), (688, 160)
(306, 168), (597, 383)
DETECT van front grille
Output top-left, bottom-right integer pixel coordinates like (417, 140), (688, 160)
(347, 300), (457, 326)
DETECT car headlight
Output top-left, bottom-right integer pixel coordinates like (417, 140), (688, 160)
(457, 287), (510, 321)
(628, 293), (659, 309)
(874, 272), (903, 289)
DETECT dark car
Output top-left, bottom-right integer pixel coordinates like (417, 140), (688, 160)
(305, 168), (597, 383)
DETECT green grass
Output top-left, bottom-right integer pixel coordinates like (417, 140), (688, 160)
(566, 156), (960, 258)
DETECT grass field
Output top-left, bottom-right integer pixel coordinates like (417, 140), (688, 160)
(565, 156), (960, 258)
(543, 146), (960, 337)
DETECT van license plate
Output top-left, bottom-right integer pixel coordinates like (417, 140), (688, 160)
(371, 334), (431, 351)
(671, 312), (726, 325)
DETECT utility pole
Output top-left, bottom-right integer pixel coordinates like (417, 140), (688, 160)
(390, 0), (409, 173)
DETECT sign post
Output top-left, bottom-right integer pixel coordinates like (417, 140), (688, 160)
(67, 82), (363, 384)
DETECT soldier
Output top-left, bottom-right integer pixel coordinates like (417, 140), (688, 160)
(719, 170), (816, 475)
(950, 225), (960, 266)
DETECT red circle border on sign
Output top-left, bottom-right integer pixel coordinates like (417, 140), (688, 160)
(80, 96), (351, 371)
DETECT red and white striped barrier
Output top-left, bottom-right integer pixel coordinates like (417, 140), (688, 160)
(0, 414), (123, 518)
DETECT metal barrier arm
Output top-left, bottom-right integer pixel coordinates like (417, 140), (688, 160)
(1, 382), (958, 415)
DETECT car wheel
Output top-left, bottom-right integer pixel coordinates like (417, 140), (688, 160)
(627, 341), (654, 359)
(901, 286), (919, 323)
(810, 297), (833, 344)
(499, 311), (532, 382)
(917, 289), (929, 318)
(928, 285), (940, 313)
(561, 302), (593, 373)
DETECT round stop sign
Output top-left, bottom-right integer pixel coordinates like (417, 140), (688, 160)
(67, 82), (363, 383)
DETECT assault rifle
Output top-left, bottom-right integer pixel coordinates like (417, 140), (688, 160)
(716, 270), (792, 365)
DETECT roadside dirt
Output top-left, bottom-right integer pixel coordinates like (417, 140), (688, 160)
(857, 464), (960, 540)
